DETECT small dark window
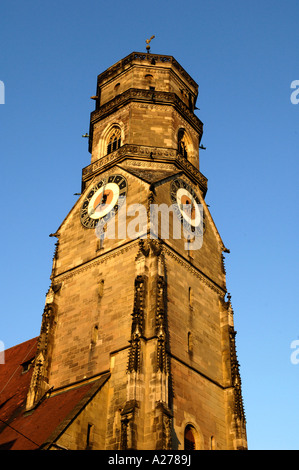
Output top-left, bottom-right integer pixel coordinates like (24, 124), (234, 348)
(188, 332), (193, 353)
(188, 92), (193, 111)
(184, 425), (196, 450)
(91, 324), (99, 346)
(145, 74), (154, 90)
(188, 287), (193, 308)
(114, 83), (120, 97)
(86, 423), (93, 449)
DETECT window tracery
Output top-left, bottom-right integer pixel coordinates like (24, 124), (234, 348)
(107, 126), (121, 155)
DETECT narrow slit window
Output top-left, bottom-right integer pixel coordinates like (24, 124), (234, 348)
(188, 287), (193, 308)
(86, 423), (94, 448)
(188, 332), (193, 352)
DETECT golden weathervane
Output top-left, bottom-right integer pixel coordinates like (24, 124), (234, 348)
(146, 35), (155, 53)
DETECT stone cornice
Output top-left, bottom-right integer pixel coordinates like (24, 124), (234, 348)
(81, 144), (208, 195)
(52, 238), (225, 298)
(97, 52), (198, 91)
(53, 239), (140, 283)
(90, 88), (203, 134)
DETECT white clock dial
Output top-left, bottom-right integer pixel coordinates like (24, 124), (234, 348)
(80, 174), (127, 229)
(170, 178), (205, 235)
(88, 182), (120, 219)
(176, 187), (202, 227)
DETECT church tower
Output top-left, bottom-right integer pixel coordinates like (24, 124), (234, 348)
(25, 51), (247, 450)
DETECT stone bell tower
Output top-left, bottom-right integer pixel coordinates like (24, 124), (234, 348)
(25, 51), (247, 450)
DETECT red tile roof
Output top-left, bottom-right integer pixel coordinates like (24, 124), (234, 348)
(0, 337), (38, 437)
(0, 338), (110, 449)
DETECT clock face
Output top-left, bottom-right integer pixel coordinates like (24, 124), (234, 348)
(170, 178), (204, 235)
(80, 174), (127, 229)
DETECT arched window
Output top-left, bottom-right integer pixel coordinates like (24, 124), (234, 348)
(178, 129), (188, 158)
(184, 425), (196, 450)
(145, 74), (155, 91)
(107, 126), (121, 155)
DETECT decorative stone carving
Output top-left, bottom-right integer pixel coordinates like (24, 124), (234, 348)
(226, 295), (247, 448)
(120, 401), (138, 450)
(162, 412), (172, 450)
(156, 276), (168, 374)
(26, 303), (56, 410)
(96, 52), (198, 90)
(81, 144), (208, 195)
(127, 275), (146, 373)
(90, 88), (202, 133)
(155, 402), (173, 450)
(229, 325), (246, 425)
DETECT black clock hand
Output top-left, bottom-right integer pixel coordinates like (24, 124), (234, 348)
(101, 182), (107, 204)
(95, 192), (108, 210)
(90, 192), (108, 215)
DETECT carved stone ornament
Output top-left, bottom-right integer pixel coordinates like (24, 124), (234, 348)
(120, 400), (138, 450)
(26, 304), (56, 410)
(229, 321), (246, 443)
(127, 275), (146, 373)
(156, 275), (169, 374)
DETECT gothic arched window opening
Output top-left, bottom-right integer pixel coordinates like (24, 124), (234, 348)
(107, 126), (121, 155)
(178, 129), (188, 158)
(184, 425), (196, 450)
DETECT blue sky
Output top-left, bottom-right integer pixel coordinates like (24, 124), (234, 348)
(0, 0), (298, 450)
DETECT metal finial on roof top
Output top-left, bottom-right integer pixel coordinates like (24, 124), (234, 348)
(146, 35), (155, 53)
